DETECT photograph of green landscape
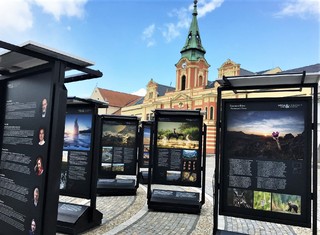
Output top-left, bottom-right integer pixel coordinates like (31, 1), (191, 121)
(253, 191), (271, 211)
(157, 121), (200, 149)
(272, 193), (301, 215)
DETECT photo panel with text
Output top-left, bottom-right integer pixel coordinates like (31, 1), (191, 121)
(99, 117), (139, 176)
(153, 113), (203, 187)
(59, 106), (94, 198)
(219, 97), (312, 227)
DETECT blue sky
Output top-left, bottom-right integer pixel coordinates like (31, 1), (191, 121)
(1, 0), (319, 97)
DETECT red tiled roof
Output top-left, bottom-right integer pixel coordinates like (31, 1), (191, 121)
(98, 88), (143, 108)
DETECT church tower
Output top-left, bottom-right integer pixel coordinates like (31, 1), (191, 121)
(175, 0), (210, 91)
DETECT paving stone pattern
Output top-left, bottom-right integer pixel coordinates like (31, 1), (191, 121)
(57, 157), (319, 235)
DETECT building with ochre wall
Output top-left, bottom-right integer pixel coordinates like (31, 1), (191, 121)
(94, 1), (319, 155)
(121, 1), (218, 153)
(121, 1), (282, 154)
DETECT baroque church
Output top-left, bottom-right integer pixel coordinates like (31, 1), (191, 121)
(120, 0), (283, 155)
(91, 1), (320, 154)
(99, 1), (220, 154)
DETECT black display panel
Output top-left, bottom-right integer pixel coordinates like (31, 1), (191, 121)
(219, 97), (312, 227)
(139, 122), (152, 168)
(153, 112), (203, 187)
(99, 117), (139, 176)
(0, 71), (54, 234)
(60, 106), (94, 198)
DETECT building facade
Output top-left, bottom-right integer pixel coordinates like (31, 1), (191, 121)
(93, 1), (320, 155)
(121, 1), (283, 154)
(91, 87), (143, 115)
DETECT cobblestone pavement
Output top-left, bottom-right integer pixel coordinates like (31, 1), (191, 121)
(58, 157), (320, 235)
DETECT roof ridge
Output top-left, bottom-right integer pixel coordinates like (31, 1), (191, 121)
(98, 87), (143, 97)
(158, 83), (175, 88)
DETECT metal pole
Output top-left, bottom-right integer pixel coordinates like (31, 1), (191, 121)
(312, 84), (318, 235)
(201, 124), (207, 204)
(213, 87), (222, 234)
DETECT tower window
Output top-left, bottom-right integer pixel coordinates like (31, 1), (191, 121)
(181, 75), (186, 91)
(199, 76), (203, 86)
(210, 106), (214, 120)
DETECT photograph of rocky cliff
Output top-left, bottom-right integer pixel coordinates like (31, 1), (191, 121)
(102, 123), (136, 147)
(225, 110), (306, 160)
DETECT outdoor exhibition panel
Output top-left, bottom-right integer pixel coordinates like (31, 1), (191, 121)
(0, 41), (102, 235)
(97, 115), (139, 196)
(220, 97), (311, 226)
(0, 65), (66, 235)
(57, 97), (107, 234)
(138, 121), (153, 184)
(214, 72), (319, 235)
(147, 109), (206, 214)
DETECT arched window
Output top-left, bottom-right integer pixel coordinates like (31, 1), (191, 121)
(199, 76), (203, 86)
(205, 107), (208, 119)
(181, 75), (186, 91)
(210, 106), (214, 120)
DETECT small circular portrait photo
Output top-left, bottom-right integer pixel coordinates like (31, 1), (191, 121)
(41, 98), (48, 118)
(34, 156), (44, 176)
(29, 219), (36, 235)
(33, 187), (39, 207)
(38, 128), (45, 146)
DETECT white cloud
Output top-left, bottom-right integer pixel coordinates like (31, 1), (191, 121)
(142, 24), (156, 47)
(0, 0), (87, 35)
(170, 7), (190, 29)
(162, 23), (181, 42)
(196, 0), (224, 18)
(162, 7), (189, 42)
(142, 24), (155, 39)
(275, 0), (320, 19)
(34, 0), (88, 21)
(162, 0), (223, 42)
(141, 1), (223, 45)
(132, 88), (146, 96)
(0, 0), (33, 32)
